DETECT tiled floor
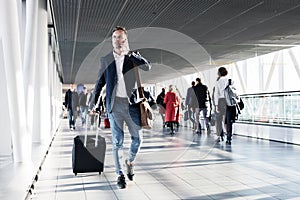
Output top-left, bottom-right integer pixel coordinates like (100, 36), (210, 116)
(2, 118), (300, 200)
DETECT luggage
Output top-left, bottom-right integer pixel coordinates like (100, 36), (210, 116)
(72, 132), (106, 175)
(104, 117), (110, 128)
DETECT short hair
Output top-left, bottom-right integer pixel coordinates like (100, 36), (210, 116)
(191, 81), (195, 86)
(112, 26), (128, 36)
(218, 67), (228, 76)
(196, 78), (201, 83)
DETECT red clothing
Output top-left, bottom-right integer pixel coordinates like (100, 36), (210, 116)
(164, 91), (180, 122)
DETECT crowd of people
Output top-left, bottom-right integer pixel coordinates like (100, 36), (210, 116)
(155, 71), (240, 146)
(63, 84), (106, 131)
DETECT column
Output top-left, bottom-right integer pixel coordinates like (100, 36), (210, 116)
(34, 0), (50, 143)
(0, 0), (31, 162)
(23, 0), (38, 143)
(0, 39), (12, 156)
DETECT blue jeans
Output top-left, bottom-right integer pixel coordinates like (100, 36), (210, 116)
(109, 97), (142, 175)
(80, 105), (88, 125)
(68, 108), (77, 128)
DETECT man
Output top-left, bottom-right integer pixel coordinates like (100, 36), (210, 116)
(185, 81), (196, 129)
(64, 83), (79, 130)
(90, 26), (151, 189)
(190, 78), (212, 134)
(156, 88), (166, 127)
(79, 87), (88, 126)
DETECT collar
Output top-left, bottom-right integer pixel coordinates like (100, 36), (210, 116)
(113, 51), (125, 59)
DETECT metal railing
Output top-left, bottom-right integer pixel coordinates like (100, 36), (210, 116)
(238, 90), (300, 128)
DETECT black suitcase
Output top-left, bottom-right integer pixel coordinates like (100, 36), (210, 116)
(72, 134), (106, 175)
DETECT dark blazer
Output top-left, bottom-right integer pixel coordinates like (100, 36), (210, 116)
(65, 89), (79, 110)
(91, 51), (151, 113)
(190, 83), (212, 109)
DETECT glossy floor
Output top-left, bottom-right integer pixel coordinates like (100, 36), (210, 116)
(1, 119), (300, 200)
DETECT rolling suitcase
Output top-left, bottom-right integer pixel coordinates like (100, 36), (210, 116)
(72, 116), (106, 175)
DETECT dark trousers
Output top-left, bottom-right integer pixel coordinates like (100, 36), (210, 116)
(225, 105), (236, 142)
(68, 108), (77, 128)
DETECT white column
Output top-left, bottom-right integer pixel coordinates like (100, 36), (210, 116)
(23, 0), (38, 142)
(34, 0), (50, 143)
(0, 0), (31, 162)
(48, 44), (55, 136)
(20, 0), (26, 64)
(0, 39), (12, 156)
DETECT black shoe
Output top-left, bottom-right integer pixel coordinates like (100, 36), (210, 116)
(125, 159), (134, 181)
(207, 128), (211, 134)
(117, 174), (126, 189)
(226, 140), (231, 145)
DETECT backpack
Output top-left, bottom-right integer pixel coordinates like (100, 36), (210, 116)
(224, 79), (244, 114)
(224, 79), (239, 106)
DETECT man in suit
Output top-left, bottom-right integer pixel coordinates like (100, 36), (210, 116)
(191, 78), (212, 134)
(185, 81), (196, 129)
(65, 83), (79, 130)
(90, 26), (151, 189)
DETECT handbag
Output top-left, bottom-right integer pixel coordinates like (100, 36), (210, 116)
(140, 99), (153, 129)
(184, 110), (189, 121)
(133, 64), (153, 129)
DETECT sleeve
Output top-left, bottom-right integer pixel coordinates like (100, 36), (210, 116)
(129, 51), (151, 71)
(164, 93), (168, 104)
(185, 88), (190, 106)
(214, 82), (220, 106)
(73, 92), (79, 107)
(64, 91), (68, 108)
(207, 87), (212, 109)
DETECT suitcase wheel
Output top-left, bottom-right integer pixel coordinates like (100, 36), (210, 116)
(99, 172), (101, 175)
(74, 173), (77, 176)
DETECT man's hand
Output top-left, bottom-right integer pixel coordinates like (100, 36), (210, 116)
(215, 105), (219, 113)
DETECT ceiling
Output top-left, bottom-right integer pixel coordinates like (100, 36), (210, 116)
(50, 0), (300, 85)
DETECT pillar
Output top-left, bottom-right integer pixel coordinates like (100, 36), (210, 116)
(23, 0), (38, 143)
(33, 0), (50, 143)
(0, 0), (31, 162)
(0, 39), (12, 156)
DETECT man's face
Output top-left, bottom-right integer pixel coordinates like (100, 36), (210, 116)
(70, 84), (75, 91)
(112, 30), (128, 51)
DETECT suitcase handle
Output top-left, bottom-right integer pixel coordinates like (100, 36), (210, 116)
(84, 114), (100, 147)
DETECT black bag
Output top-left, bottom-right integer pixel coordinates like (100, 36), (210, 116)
(72, 134), (106, 175)
(236, 98), (244, 115)
(238, 98), (244, 110)
(184, 110), (189, 121)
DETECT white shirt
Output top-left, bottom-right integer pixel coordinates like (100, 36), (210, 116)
(113, 51), (128, 98)
(214, 76), (229, 106)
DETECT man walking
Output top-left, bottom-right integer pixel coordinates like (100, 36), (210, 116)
(65, 83), (79, 130)
(90, 26), (151, 189)
(191, 78), (212, 134)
